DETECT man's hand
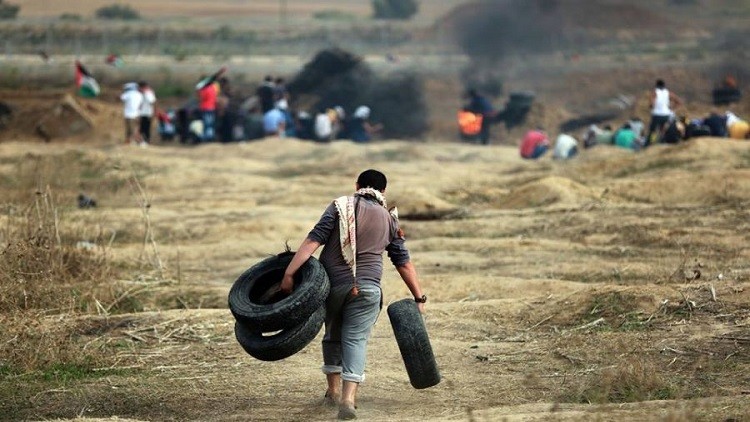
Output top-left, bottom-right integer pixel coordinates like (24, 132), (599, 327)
(280, 273), (294, 294)
(416, 302), (425, 314)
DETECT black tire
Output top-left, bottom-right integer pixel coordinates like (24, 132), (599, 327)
(228, 252), (330, 332)
(234, 305), (325, 361)
(387, 299), (441, 389)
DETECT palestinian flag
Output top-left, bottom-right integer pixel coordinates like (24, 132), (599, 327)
(75, 61), (100, 98)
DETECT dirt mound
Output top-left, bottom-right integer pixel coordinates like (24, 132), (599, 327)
(34, 94), (95, 141)
(499, 176), (605, 209)
(0, 91), (118, 143)
(388, 188), (462, 220)
(611, 169), (750, 205)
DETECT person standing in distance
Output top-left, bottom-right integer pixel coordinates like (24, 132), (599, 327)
(645, 79), (682, 147)
(281, 169), (426, 420)
(138, 81), (156, 146)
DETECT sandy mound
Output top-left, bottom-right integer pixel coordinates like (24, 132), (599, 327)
(568, 139), (750, 205)
(499, 176), (605, 209)
(388, 187), (462, 220)
(0, 90), (119, 143)
(611, 169), (750, 206)
(34, 94), (95, 141)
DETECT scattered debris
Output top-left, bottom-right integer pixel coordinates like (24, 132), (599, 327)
(78, 193), (97, 209)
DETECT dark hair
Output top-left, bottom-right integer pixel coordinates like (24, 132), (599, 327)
(656, 79), (666, 89)
(264, 75), (273, 82)
(138, 80), (148, 88)
(604, 125), (612, 130)
(357, 169), (387, 192)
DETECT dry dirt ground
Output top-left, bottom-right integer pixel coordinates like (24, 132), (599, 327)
(1, 83), (750, 422)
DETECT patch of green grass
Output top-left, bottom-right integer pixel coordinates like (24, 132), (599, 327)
(42, 362), (99, 383)
(0, 363), (15, 378)
(41, 361), (133, 383)
(313, 9), (358, 21)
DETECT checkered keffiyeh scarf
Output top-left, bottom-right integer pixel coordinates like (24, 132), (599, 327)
(333, 188), (397, 294)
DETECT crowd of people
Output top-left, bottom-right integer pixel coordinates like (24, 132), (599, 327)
(513, 79), (749, 161)
(120, 69), (384, 147)
(119, 73), (746, 154)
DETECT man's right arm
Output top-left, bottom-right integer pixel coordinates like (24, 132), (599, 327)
(280, 203), (337, 293)
(280, 237), (321, 293)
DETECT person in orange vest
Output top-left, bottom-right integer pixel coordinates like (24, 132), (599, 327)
(463, 89), (497, 145)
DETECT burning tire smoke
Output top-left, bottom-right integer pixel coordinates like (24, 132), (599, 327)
(288, 48), (428, 139)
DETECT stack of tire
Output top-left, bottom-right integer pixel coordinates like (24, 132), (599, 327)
(228, 252), (330, 361)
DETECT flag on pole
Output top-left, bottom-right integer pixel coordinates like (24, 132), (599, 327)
(75, 61), (101, 98)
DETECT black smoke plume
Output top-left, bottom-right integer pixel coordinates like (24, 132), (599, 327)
(288, 48), (428, 139)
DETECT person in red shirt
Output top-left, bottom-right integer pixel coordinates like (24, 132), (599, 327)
(520, 128), (550, 159)
(195, 67), (226, 142)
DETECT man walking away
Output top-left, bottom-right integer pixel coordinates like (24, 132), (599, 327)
(645, 79), (682, 147)
(138, 81), (156, 146)
(281, 169), (427, 420)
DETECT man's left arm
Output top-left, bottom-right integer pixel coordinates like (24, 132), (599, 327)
(395, 261), (425, 313)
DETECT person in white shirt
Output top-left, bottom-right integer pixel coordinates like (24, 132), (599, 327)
(645, 79), (682, 147)
(121, 82), (144, 144)
(314, 106), (345, 142)
(553, 133), (579, 160)
(138, 81), (156, 144)
(314, 110), (333, 141)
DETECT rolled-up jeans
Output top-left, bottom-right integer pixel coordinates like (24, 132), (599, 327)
(321, 284), (381, 383)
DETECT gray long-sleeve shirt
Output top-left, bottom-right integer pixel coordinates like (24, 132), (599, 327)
(307, 195), (410, 288)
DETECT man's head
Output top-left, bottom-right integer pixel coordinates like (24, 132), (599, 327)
(356, 169), (387, 192)
(656, 79), (666, 89)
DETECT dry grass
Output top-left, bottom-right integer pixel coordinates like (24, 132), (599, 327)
(564, 359), (678, 404)
(0, 188), (124, 372)
(0, 188), (113, 313)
